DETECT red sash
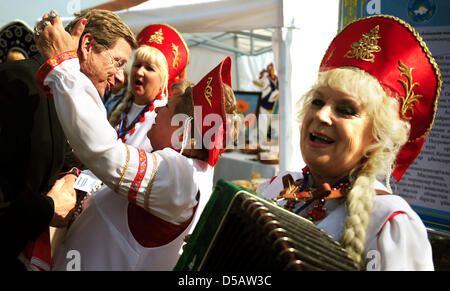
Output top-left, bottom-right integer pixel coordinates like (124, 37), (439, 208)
(19, 228), (51, 271)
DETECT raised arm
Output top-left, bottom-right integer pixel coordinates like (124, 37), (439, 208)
(33, 12), (198, 223)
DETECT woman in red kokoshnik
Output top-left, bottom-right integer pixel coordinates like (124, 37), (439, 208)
(259, 15), (440, 270)
(109, 24), (190, 150)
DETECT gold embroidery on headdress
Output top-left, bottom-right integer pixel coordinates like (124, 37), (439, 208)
(398, 61), (422, 120)
(172, 43), (181, 69)
(320, 47), (336, 71)
(344, 25), (381, 63)
(204, 77), (213, 107)
(148, 28), (164, 44)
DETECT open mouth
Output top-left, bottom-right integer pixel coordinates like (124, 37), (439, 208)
(135, 79), (143, 87)
(309, 132), (334, 144)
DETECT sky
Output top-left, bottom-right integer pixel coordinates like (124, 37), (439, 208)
(0, 0), (109, 29)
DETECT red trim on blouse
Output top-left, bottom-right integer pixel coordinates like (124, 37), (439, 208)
(378, 211), (406, 235)
(127, 191), (199, 247)
(35, 50), (78, 98)
(127, 148), (148, 204)
(269, 176), (277, 184)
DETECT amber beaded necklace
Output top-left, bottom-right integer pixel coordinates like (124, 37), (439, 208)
(276, 166), (351, 221)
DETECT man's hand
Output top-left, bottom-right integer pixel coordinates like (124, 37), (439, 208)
(47, 174), (77, 228)
(34, 10), (87, 60)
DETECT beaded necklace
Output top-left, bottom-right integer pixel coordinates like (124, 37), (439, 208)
(276, 166), (351, 221)
(117, 94), (163, 142)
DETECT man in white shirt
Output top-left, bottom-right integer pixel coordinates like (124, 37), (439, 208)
(26, 9), (137, 271)
(34, 10), (238, 270)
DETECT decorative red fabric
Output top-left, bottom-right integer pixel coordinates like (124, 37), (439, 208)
(127, 196), (198, 248)
(192, 57), (232, 166)
(127, 148), (148, 204)
(35, 50), (78, 98)
(136, 23), (189, 89)
(20, 228), (51, 271)
(319, 15), (441, 181)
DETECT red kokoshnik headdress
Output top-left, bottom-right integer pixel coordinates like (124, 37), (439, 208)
(137, 23), (189, 88)
(319, 15), (441, 181)
(192, 56), (232, 167)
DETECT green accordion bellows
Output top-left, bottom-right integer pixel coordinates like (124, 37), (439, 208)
(174, 179), (358, 271)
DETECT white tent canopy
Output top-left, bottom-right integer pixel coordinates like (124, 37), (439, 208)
(115, 0), (340, 172)
(116, 0), (297, 34)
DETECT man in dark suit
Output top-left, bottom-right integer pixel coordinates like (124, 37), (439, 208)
(0, 37), (78, 271)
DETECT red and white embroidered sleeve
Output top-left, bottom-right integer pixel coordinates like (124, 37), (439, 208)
(116, 144), (158, 211)
(35, 50), (78, 98)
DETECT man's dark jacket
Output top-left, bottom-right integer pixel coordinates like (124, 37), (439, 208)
(0, 54), (68, 270)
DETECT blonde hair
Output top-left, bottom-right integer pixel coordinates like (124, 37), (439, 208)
(136, 45), (169, 96)
(297, 67), (410, 267)
(109, 46), (169, 126)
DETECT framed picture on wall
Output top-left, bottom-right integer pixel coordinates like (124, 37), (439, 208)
(234, 91), (261, 117)
(234, 91), (261, 151)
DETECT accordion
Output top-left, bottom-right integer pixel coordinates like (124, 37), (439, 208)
(174, 179), (358, 271)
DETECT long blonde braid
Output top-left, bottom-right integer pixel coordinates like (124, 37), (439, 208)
(297, 67), (410, 268)
(341, 163), (376, 268)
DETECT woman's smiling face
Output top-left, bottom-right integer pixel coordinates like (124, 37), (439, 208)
(300, 85), (374, 182)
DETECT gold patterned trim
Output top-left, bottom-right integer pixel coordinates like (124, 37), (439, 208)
(320, 47), (336, 71)
(327, 14), (441, 142)
(148, 28), (164, 44)
(116, 143), (130, 192)
(344, 25), (381, 63)
(398, 61), (422, 121)
(145, 23), (190, 62)
(340, 0), (358, 28)
(143, 152), (158, 212)
(172, 43), (181, 69)
(204, 77), (213, 107)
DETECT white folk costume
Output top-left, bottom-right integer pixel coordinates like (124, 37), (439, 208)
(51, 24), (188, 270)
(260, 15), (441, 271)
(114, 23), (190, 150)
(115, 96), (166, 151)
(35, 52), (232, 270)
(52, 148), (213, 270)
(258, 169), (434, 271)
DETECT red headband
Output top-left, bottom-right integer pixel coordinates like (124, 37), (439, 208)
(319, 15), (441, 181)
(192, 56), (232, 166)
